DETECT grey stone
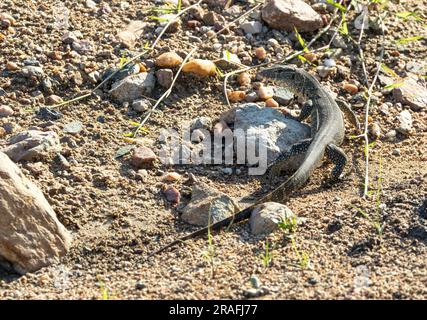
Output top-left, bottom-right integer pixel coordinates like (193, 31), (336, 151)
(405, 61), (425, 75)
(20, 66), (44, 79)
(240, 21), (263, 34)
(272, 86), (293, 105)
(63, 121), (83, 135)
(132, 98), (152, 113)
(190, 116), (212, 131)
(2, 130), (61, 162)
(61, 31), (81, 44)
(222, 103), (310, 170)
(331, 34), (348, 49)
(261, 0), (323, 32)
(0, 151), (71, 275)
(109, 72), (156, 103)
(250, 202), (295, 235)
(181, 182), (240, 226)
(155, 68), (174, 88)
(37, 107), (63, 120)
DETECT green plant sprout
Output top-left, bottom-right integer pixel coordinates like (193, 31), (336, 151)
(260, 240), (272, 268)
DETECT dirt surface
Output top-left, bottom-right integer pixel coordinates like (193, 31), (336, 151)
(0, 0), (426, 299)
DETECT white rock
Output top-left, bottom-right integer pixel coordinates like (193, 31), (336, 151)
(0, 152), (71, 274)
(354, 9), (369, 30)
(85, 0), (97, 9)
(240, 21), (263, 34)
(396, 110), (413, 135)
(221, 103), (310, 171)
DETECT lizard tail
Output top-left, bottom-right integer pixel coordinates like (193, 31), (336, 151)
(146, 206), (255, 258)
(264, 141), (326, 202)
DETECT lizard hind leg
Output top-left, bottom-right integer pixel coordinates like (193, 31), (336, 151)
(325, 143), (348, 181)
(266, 138), (312, 184)
(336, 99), (360, 131)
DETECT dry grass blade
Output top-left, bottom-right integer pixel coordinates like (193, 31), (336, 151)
(49, 0), (203, 110)
(132, 47), (198, 137)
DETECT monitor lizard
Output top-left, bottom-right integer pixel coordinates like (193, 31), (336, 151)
(146, 65), (359, 259)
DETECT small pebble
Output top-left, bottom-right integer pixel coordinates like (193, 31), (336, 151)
(343, 82), (359, 94)
(227, 90), (246, 102)
(303, 52), (317, 63)
(255, 47), (267, 60)
(155, 52), (183, 68)
(0, 105), (14, 117)
(368, 122), (381, 140)
(250, 275), (261, 289)
(46, 95), (63, 105)
(164, 185), (180, 204)
(162, 172), (181, 182)
(237, 72), (251, 87)
(323, 58), (336, 67)
(182, 59), (216, 77)
(245, 92), (258, 102)
(257, 86), (274, 100)
(131, 146), (157, 168)
(135, 281), (146, 290)
(392, 148), (401, 156)
(317, 66), (336, 78)
(265, 98), (279, 108)
(6, 61), (19, 71)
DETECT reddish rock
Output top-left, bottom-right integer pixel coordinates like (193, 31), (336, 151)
(0, 105), (14, 117)
(261, 0), (323, 32)
(131, 146), (156, 168)
(164, 185), (180, 204)
(46, 95), (63, 105)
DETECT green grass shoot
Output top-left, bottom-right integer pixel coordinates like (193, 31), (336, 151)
(395, 36), (424, 45)
(260, 240), (272, 268)
(326, 0), (346, 12)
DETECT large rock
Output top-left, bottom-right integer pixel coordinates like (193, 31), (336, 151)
(109, 72), (156, 103)
(261, 0), (323, 32)
(393, 76), (427, 111)
(0, 152), (71, 274)
(181, 182), (240, 226)
(250, 202), (295, 235)
(2, 130), (61, 162)
(221, 103), (311, 171)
